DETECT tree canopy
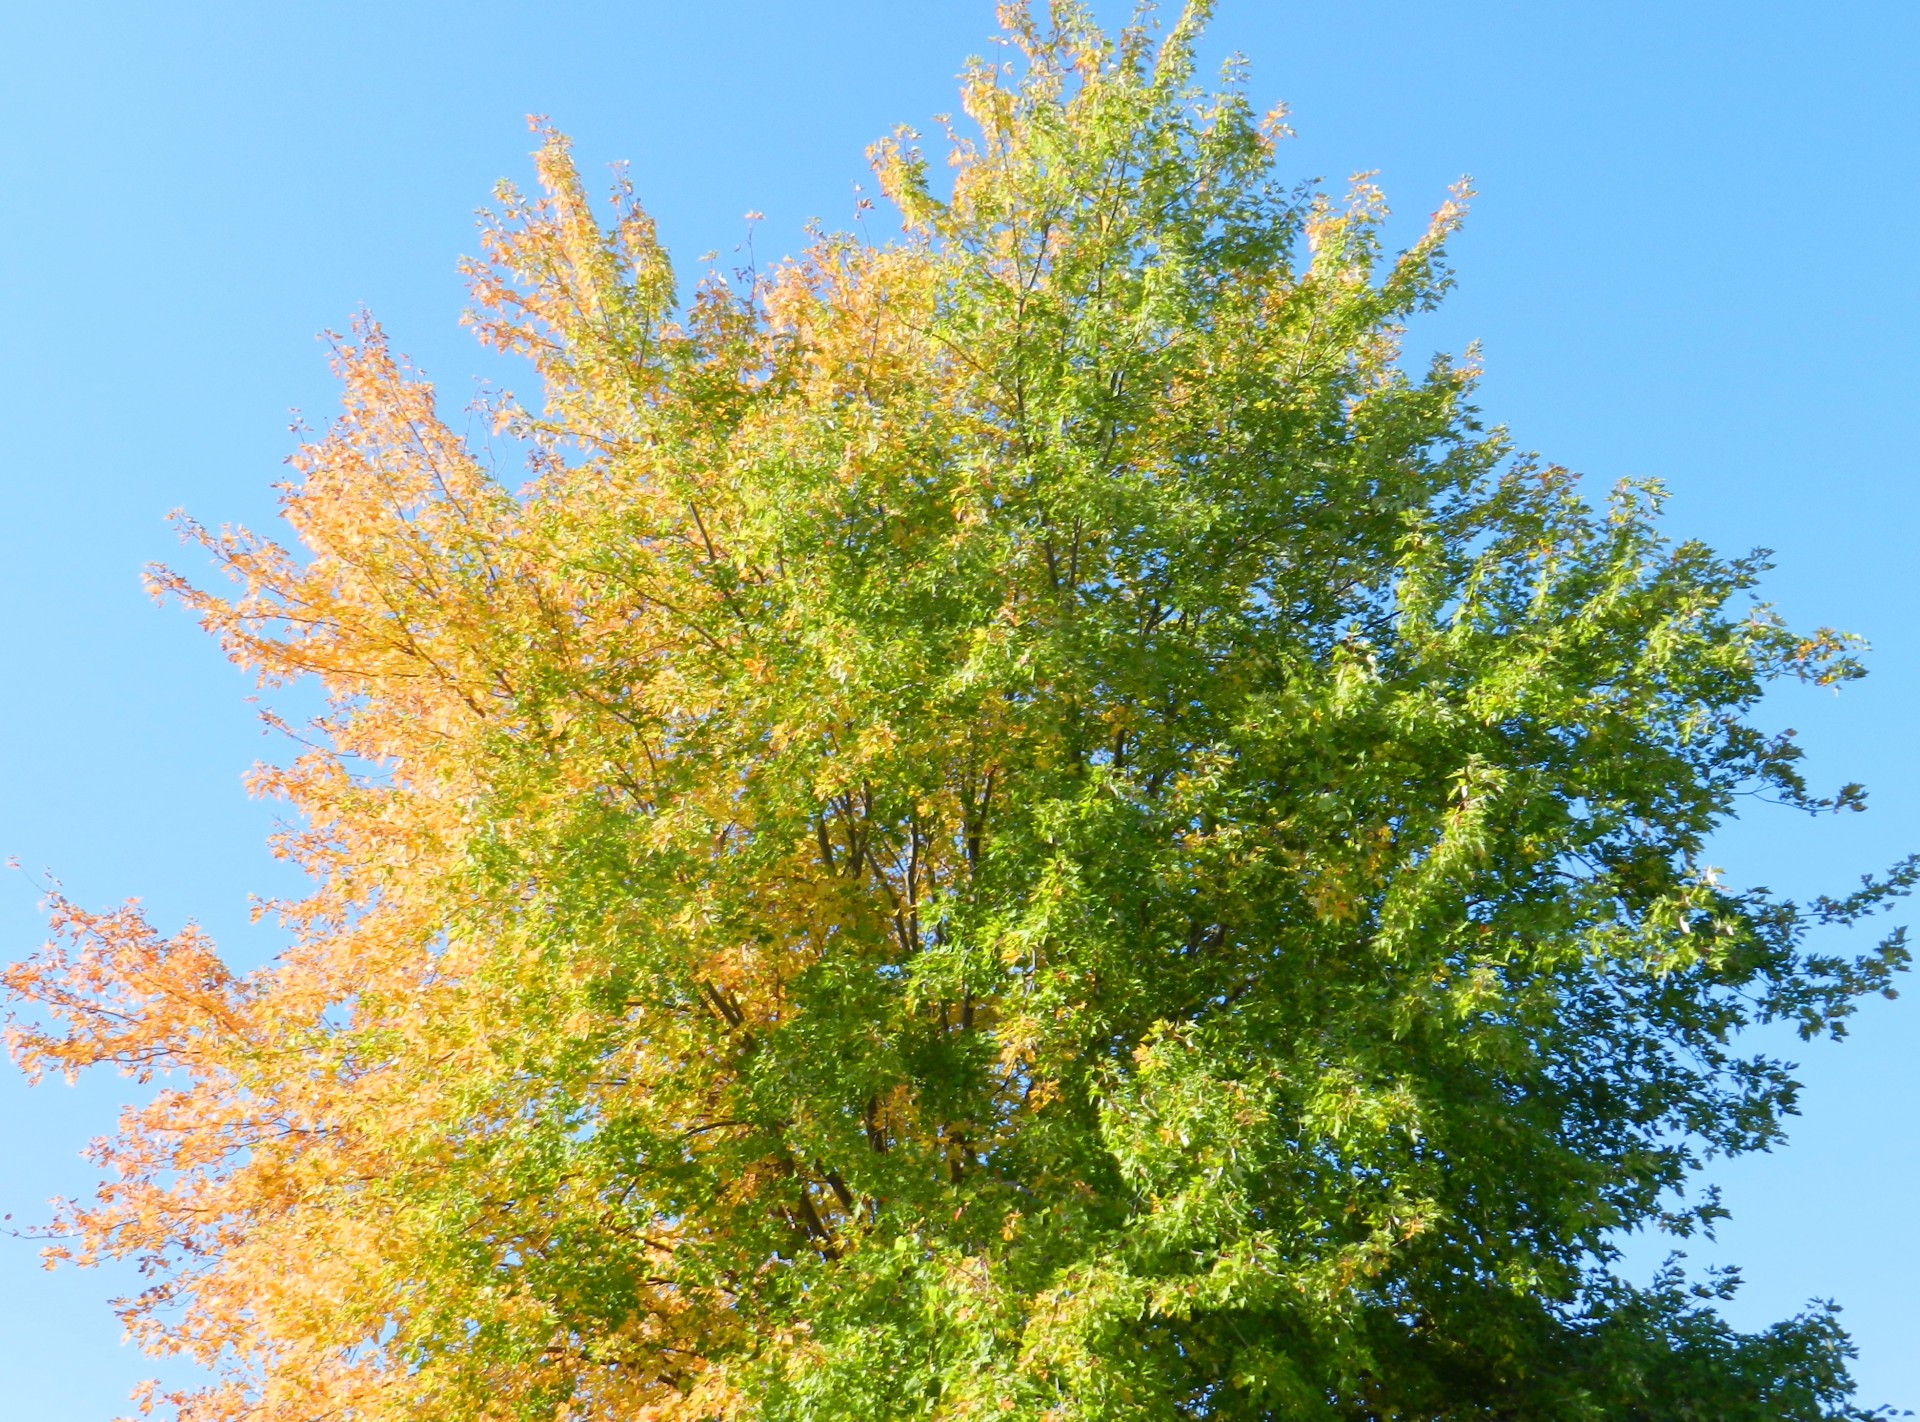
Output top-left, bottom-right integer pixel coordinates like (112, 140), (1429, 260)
(7, 4), (1911, 1418)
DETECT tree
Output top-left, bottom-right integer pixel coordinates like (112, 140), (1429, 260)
(6, 4), (1911, 1418)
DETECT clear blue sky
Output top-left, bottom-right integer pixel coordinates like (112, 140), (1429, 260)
(3, 1), (1916, 1414)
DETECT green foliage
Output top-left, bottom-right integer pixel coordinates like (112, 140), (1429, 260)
(9, 4), (1909, 1419)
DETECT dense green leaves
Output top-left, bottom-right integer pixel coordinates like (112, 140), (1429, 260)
(8, 4), (1909, 1419)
